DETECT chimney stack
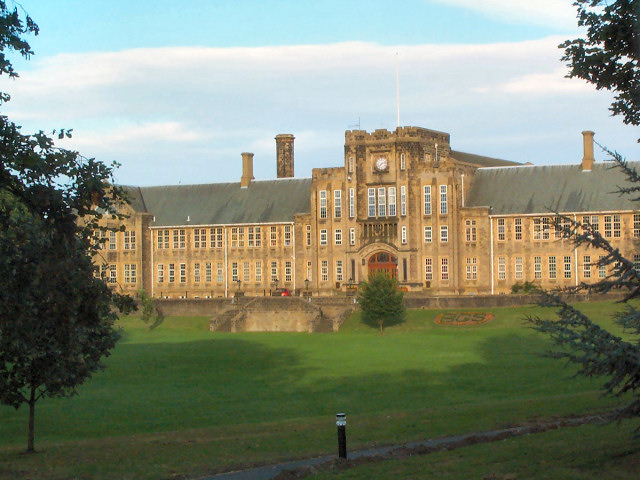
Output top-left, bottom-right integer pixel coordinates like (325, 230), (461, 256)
(581, 130), (595, 171)
(241, 152), (254, 187)
(275, 134), (295, 178)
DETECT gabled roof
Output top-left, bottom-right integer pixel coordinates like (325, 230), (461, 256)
(123, 178), (312, 227)
(465, 161), (640, 215)
(451, 150), (522, 168)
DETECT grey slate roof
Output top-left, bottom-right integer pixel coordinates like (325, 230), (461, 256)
(123, 178), (313, 227)
(451, 150), (522, 167)
(466, 161), (640, 215)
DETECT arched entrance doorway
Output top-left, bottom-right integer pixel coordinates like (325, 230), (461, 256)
(368, 251), (397, 278)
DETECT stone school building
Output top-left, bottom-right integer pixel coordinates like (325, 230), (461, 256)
(95, 126), (640, 298)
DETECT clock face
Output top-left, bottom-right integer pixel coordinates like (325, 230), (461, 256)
(375, 158), (388, 171)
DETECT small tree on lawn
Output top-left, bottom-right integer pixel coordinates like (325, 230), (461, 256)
(528, 0), (640, 425)
(0, 2), (135, 452)
(358, 273), (406, 333)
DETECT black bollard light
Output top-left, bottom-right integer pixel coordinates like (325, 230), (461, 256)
(336, 413), (347, 459)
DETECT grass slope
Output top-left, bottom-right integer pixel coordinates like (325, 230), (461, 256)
(0, 302), (634, 479)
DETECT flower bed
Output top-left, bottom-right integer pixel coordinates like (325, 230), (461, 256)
(434, 312), (493, 326)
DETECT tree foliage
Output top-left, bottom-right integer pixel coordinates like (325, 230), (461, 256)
(529, 0), (640, 425)
(560, 0), (640, 132)
(358, 273), (406, 333)
(0, 2), (135, 452)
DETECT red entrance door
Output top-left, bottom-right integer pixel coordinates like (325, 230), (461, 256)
(368, 252), (397, 278)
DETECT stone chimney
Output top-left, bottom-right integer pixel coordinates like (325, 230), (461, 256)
(581, 130), (595, 171)
(241, 152), (254, 187)
(275, 134), (294, 178)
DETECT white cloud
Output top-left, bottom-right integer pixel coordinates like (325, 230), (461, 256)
(431, 0), (577, 29)
(0, 38), (636, 186)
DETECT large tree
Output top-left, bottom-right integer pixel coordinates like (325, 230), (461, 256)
(358, 273), (406, 334)
(528, 0), (640, 424)
(0, 2), (134, 452)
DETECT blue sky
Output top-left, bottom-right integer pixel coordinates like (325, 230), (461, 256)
(2, 0), (638, 185)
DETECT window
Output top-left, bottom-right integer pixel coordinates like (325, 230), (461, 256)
(598, 255), (606, 278)
(335, 229), (342, 245)
(440, 185), (448, 214)
(466, 257), (477, 281)
(348, 156), (354, 173)
(206, 262), (212, 282)
(534, 217), (551, 240)
(270, 226), (277, 247)
(255, 261), (262, 282)
(169, 263), (175, 283)
(248, 227), (255, 247)
(255, 227), (261, 247)
(180, 263), (186, 283)
(210, 228), (223, 248)
(194, 229), (205, 248)
(401, 226), (407, 244)
(285, 261), (292, 283)
(349, 188), (355, 218)
(238, 227), (244, 248)
(217, 262), (223, 283)
(564, 256), (572, 279)
(320, 229), (328, 246)
(465, 219), (476, 242)
(425, 258), (433, 281)
(368, 188), (376, 217)
(497, 218), (505, 241)
(549, 256), (556, 279)
(514, 218), (522, 240)
(109, 231), (117, 250)
(613, 214), (621, 238)
(388, 187), (396, 216)
(378, 187), (386, 216)
(515, 256), (523, 280)
(498, 257), (506, 280)
(109, 264), (117, 283)
(321, 260), (328, 282)
(124, 231), (136, 250)
(271, 261), (278, 282)
(306, 225), (311, 246)
(157, 264), (164, 283)
(534, 256), (542, 279)
(634, 255), (640, 273)
(634, 215), (640, 237)
(173, 229), (185, 249)
(423, 186), (431, 215)
(194, 262), (201, 283)
(335, 260), (343, 282)
(440, 225), (448, 243)
(123, 264), (136, 283)
(424, 226), (432, 243)
(306, 260), (312, 282)
(319, 190), (327, 219)
(555, 217), (570, 240)
(604, 215), (612, 237)
(284, 225), (291, 246)
(350, 227), (356, 246)
(157, 230), (170, 249)
(400, 186), (407, 216)
(400, 153), (406, 170)
(243, 261), (250, 282)
(232, 262), (238, 282)
(231, 227), (238, 248)
(583, 255), (591, 279)
(334, 190), (342, 218)
(441, 257), (449, 281)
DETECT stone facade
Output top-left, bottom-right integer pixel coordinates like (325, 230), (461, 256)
(95, 126), (640, 299)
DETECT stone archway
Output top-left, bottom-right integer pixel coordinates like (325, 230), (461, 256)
(368, 251), (397, 278)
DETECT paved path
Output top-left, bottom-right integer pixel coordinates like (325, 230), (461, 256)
(202, 415), (607, 480)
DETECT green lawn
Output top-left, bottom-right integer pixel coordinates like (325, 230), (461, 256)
(0, 301), (634, 479)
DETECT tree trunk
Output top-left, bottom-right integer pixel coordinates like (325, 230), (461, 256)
(27, 386), (35, 453)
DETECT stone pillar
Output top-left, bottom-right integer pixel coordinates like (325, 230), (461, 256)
(275, 134), (295, 178)
(241, 152), (254, 187)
